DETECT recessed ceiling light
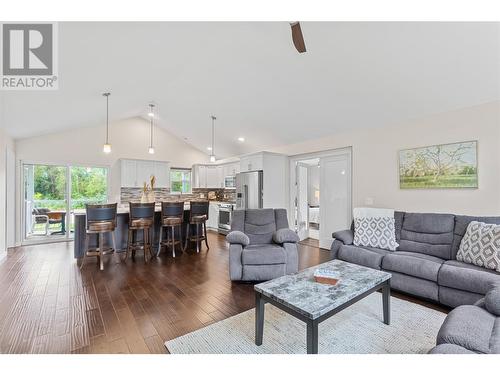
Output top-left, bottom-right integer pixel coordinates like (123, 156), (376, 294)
(238, 137), (245, 142)
(207, 146), (213, 151)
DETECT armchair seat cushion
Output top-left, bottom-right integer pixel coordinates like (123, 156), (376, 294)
(273, 228), (300, 244)
(242, 244), (287, 265)
(438, 260), (500, 295)
(382, 251), (444, 282)
(337, 245), (390, 269)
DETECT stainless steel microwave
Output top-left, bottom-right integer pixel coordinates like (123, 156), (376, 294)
(224, 176), (236, 189)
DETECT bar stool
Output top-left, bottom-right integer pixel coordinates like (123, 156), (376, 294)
(157, 201), (184, 258)
(81, 203), (117, 271)
(125, 202), (155, 263)
(184, 201), (209, 253)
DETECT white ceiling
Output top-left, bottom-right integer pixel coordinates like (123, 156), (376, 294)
(1, 22), (499, 158)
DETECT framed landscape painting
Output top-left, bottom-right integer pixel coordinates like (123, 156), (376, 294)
(399, 141), (478, 189)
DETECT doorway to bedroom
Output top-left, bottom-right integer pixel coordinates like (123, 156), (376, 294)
(290, 148), (352, 250)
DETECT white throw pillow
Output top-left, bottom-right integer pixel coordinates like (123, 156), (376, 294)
(457, 221), (500, 273)
(353, 217), (399, 251)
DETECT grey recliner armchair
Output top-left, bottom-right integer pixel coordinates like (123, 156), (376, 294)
(227, 208), (300, 281)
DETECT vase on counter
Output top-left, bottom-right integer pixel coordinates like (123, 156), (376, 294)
(147, 190), (156, 203)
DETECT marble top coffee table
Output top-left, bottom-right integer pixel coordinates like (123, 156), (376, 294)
(254, 260), (392, 354)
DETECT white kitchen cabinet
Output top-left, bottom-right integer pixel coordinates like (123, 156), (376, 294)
(192, 165), (207, 188)
(240, 154), (263, 172)
(206, 166), (219, 188)
(216, 165), (224, 188)
(207, 202), (220, 229)
(121, 159), (138, 187)
(223, 162), (239, 177)
(136, 160), (155, 188)
(154, 161), (170, 188)
(120, 159), (170, 188)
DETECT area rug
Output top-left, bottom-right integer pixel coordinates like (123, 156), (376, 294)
(165, 293), (446, 354)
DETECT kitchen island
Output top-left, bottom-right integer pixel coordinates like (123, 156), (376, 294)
(73, 203), (195, 259)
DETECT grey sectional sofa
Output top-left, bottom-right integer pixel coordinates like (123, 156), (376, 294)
(331, 211), (500, 307)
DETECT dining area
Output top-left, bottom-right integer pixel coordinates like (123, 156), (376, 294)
(75, 200), (211, 270)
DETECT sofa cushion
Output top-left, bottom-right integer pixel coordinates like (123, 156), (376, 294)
(381, 251), (444, 282)
(437, 305), (496, 353)
(399, 212), (455, 259)
(439, 286), (483, 308)
(389, 271), (439, 301)
(456, 221), (500, 272)
(428, 343), (476, 354)
(241, 244), (286, 265)
(337, 245), (390, 269)
(438, 260), (500, 295)
(452, 215), (500, 259)
(243, 209), (277, 245)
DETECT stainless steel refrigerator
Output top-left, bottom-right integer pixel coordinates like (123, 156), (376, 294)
(235, 171), (263, 209)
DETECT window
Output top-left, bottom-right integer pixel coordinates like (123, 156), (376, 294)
(170, 168), (191, 194)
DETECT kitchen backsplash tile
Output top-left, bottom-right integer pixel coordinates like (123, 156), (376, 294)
(120, 187), (236, 203)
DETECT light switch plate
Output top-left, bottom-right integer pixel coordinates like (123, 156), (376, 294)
(364, 197), (374, 206)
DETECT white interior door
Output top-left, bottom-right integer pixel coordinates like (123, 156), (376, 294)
(319, 153), (351, 249)
(296, 164), (309, 241)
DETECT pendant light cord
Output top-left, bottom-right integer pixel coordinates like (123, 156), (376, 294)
(150, 104), (154, 148)
(102, 92), (110, 144)
(211, 115), (216, 156)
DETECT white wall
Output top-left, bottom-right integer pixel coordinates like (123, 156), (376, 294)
(0, 128), (15, 251)
(14, 117), (208, 243)
(273, 101), (500, 216)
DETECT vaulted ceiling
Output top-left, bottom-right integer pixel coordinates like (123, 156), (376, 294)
(1, 22), (499, 158)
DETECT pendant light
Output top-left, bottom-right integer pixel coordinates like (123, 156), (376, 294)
(148, 103), (155, 154)
(102, 92), (111, 153)
(210, 115), (216, 163)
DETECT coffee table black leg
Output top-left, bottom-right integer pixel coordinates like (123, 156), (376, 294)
(382, 280), (391, 325)
(255, 291), (265, 346)
(306, 320), (318, 354)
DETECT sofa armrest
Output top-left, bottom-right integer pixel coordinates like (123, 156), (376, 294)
(229, 244), (244, 281)
(226, 231), (250, 246)
(273, 228), (300, 244)
(332, 229), (354, 245)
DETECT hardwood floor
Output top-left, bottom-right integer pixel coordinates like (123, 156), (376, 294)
(0, 232), (328, 354)
(0, 233), (447, 354)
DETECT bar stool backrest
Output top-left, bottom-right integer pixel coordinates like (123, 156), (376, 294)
(86, 203), (117, 231)
(129, 202), (156, 221)
(161, 201), (184, 220)
(189, 201), (209, 221)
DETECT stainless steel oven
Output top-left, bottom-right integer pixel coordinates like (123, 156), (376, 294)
(218, 203), (234, 234)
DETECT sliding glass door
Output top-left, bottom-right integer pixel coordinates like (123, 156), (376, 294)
(68, 166), (108, 238)
(22, 163), (108, 244)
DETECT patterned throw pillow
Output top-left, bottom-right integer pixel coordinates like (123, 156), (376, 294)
(353, 217), (398, 251)
(457, 221), (500, 272)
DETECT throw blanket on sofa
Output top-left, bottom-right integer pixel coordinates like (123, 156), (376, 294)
(353, 207), (398, 251)
(353, 207), (395, 219)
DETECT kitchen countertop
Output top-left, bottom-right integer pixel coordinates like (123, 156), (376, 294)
(74, 201), (235, 216)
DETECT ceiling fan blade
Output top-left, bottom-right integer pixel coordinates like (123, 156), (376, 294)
(290, 22), (306, 53)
